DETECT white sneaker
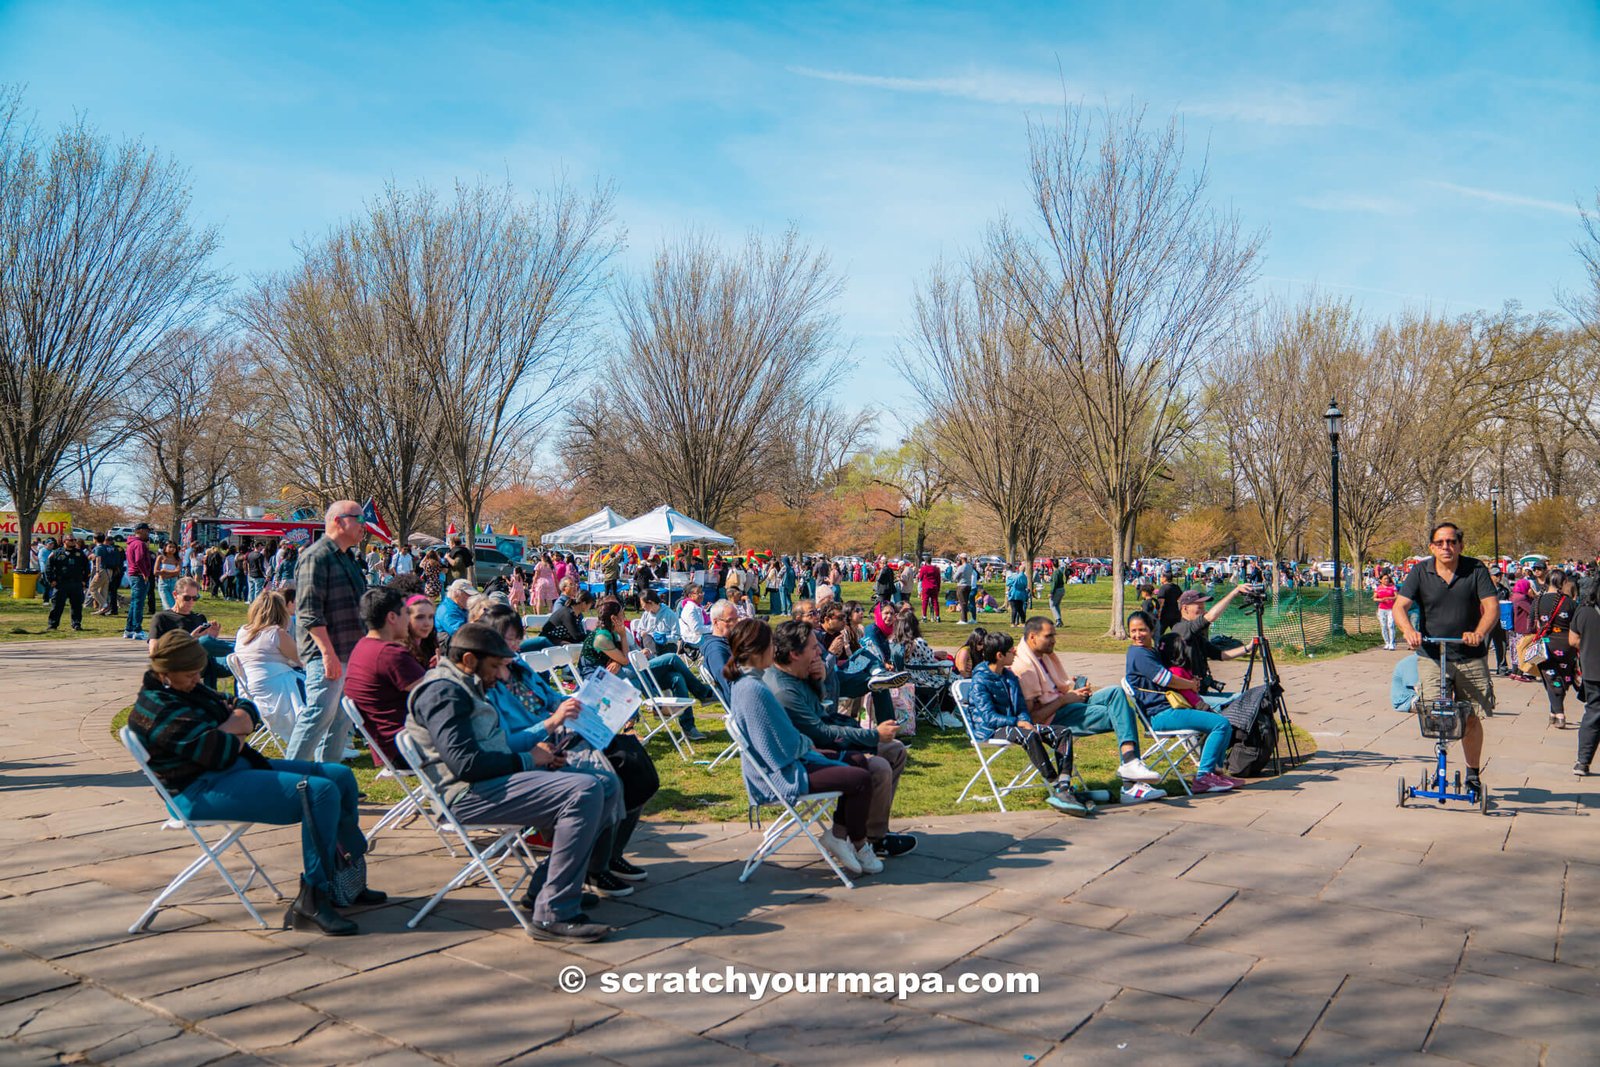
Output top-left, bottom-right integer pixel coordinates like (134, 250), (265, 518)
(819, 831), (862, 875)
(1118, 757), (1163, 783)
(1120, 782), (1167, 803)
(854, 841), (884, 875)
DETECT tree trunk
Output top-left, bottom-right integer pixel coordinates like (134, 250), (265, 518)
(1106, 514), (1129, 638)
(913, 522), (928, 559)
(16, 501), (40, 571)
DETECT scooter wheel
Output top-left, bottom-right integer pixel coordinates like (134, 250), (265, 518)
(1479, 786), (1490, 815)
(1455, 770), (1463, 794)
(1397, 775), (1407, 808)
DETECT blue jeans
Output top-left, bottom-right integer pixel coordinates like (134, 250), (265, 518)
(1150, 706), (1233, 776)
(1053, 687), (1140, 749)
(247, 576), (265, 603)
(198, 635), (236, 689)
(285, 655), (346, 763)
(125, 576), (149, 634)
(645, 653), (713, 729)
(519, 635), (552, 652)
(158, 577), (178, 609)
(174, 758), (364, 894)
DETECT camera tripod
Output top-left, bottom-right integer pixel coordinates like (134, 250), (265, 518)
(1236, 591), (1301, 774)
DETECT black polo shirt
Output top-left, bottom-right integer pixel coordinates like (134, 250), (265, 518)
(1396, 555), (1496, 660)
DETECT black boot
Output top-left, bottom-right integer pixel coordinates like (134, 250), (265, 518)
(284, 877), (358, 936)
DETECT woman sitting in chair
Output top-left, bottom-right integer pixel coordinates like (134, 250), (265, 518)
(232, 590), (304, 744)
(723, 618), (880, 877)
(579, 599), (716, 733)
(967, 631), (1090, 817)
(129, 631), (383, 936)
(1123, 610), (1243, 795)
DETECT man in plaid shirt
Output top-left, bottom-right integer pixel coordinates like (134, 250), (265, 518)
(285, 501), (369, 762)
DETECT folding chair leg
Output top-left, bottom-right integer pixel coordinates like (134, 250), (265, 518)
(132, 826), (272, 933)
(956, 749), (1012, 812)
(706, 741), (739, 771)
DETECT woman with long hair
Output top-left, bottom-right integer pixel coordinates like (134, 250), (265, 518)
(1535, 570), (1579, 728)
(404, 593), (438, 669)
(722, 619), (878, 876)
(155, 541), (183, 609)
(419, 549), (443, 599)
(233, 590), (305, 743)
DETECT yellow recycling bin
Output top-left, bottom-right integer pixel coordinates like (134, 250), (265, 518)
(11, 571), (38, 600)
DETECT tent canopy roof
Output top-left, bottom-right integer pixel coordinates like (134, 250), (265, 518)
(540, 507), (628, 546)
(588, 505), (733, 547)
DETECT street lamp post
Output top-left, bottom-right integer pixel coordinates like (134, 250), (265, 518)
(1325, 400), (1345, 637)
(1490, 486), (1501, 567)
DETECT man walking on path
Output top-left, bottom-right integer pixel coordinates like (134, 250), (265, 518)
(285, 502), (369, 762)
(1392, 521), (1500, 794)
(123, 523), (155, 639)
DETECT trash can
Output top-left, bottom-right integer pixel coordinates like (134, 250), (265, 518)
(11, 571), (38, 600)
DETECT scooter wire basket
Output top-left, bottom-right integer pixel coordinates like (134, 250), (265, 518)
(1415, 697), (1472, 741)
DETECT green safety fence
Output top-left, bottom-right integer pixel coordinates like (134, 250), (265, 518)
(1208, 586), (1382, 655)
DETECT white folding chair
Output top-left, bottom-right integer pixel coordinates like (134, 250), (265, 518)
(546, 645), (584, 695)
(723, 713), (853, 889)
(120, 726), (284, 932)
(522, 613), (551, 632)
(949, 679), (1051, 812)
(519, 647), (552, 677)
(626, 649), (696, 761)
(695, 663), (741, 771)
(395, 733), (542, 934)
(226, 653), (287, 756)
(1121, 679), (1201, 796)
(340, 698), (456, 854)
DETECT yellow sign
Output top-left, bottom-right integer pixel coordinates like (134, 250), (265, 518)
(0, 511), (72, 537)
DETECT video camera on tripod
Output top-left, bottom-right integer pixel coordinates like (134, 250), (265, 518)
(1234, 583), (1269, 611)
(1221, 582), (1301, 776)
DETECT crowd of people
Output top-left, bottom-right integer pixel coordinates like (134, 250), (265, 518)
(111, 505), (1599, 945)
(120, 503), (1288, 943)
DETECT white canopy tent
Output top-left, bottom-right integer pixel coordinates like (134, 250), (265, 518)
(540, 507), (629, 546)
(588, 505), (734, 547)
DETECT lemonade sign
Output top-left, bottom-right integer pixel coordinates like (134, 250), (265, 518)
(0, 511), (72, 537)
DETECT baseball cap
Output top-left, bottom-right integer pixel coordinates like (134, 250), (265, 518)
(447, 579), (477, 596)
(1178, 590), (1212, 606)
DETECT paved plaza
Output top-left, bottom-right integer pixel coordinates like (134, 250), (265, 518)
(1, 637), (1597, 1066)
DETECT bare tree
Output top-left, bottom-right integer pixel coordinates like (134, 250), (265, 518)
(122, 329), (266, 537)
(0, 88), (222, 556)
(567, 229), (846, 528)
(995, 104), (1263, 634)
(861, 427), (950, 558)
(771, 404), (875, 510)
(429, 180), (617, 533)
(1318, 324), (1423, 580)
(1215, 296), (1356, 593)
(898, 260), (1074, 566)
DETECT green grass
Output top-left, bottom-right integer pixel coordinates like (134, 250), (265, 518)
(111, 698), (1318, 822)
(0, 587), (253, 641)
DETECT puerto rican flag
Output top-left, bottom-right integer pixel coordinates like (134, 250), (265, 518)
(361, 497), (395, 545)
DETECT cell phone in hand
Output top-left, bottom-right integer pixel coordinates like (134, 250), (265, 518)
(1074, 675), (1088, 690)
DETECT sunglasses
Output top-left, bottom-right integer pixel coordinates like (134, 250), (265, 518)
(1431, 538), (1461, 547)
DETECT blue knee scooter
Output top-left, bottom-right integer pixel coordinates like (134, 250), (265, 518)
(1397, 637), (1490, 814)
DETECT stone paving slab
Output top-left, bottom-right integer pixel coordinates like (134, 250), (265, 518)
(3, 638), (1599, 1063)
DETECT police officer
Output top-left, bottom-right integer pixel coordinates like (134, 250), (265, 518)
(46, 535), (92, 631)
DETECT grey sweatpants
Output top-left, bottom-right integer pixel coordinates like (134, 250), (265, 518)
(452, 769), (604, 923)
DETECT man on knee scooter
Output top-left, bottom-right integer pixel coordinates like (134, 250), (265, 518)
(1391, 521), (1500, 794)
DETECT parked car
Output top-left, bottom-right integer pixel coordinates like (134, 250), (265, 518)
(471, 547), (518, 587)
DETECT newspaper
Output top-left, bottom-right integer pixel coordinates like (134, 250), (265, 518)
(570, 669), (642, 750)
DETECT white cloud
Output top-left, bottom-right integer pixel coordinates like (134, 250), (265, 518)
(1427, 181), (1583, 217)
(787, 65), (1069, 107)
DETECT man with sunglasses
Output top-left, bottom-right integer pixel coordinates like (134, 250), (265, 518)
(148, 576), (233, 687)
(1392, 521), (1500, 793)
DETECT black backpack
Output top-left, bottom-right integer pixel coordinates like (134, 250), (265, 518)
(1222, 683), (1281, 778)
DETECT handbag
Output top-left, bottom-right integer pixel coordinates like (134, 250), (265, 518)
(1519, 594), (1568, 671)
(297, 778), (367, 907)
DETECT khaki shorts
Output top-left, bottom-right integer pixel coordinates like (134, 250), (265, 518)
(1415, 653), (1495, 718)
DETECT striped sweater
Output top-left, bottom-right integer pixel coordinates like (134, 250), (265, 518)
(129, 671), (264, 794)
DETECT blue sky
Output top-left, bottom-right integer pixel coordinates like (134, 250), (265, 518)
(2, 0), (1597, 410)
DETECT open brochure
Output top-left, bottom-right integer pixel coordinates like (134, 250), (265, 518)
(570, 669), (642, 750)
